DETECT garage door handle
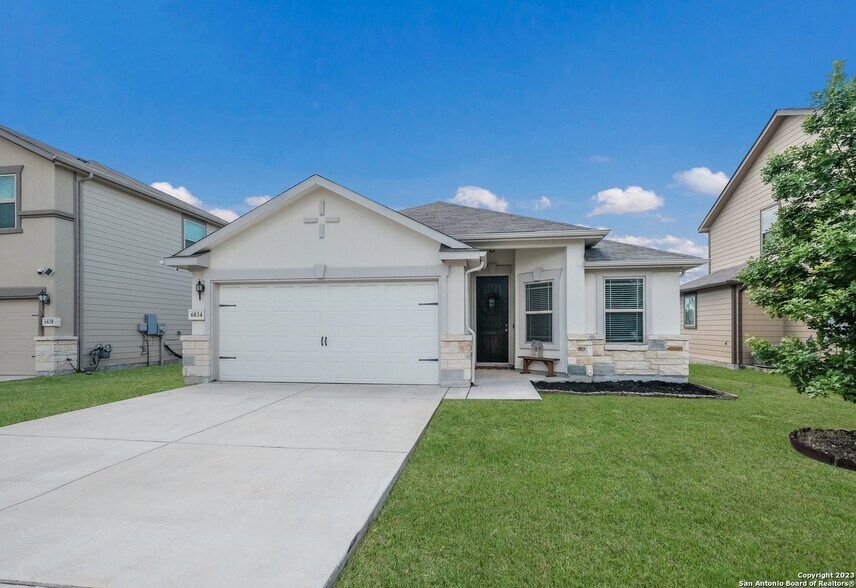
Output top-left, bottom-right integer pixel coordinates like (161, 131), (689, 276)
(419, 358), (439, 362)
(418, 302), (438, 306)
(219, 356), (236, 360)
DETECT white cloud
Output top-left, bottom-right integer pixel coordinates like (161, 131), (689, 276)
(612, 234), (708, 258)
(151, 181), (203, 207)
(673, 167), (729, 196)
(589, 154), (611, 163)
(152, 181), (239, 223)
(244, 195), (272, 207)
(534, 196), (552, 211)
(588, 186), (664, 216)
(208, 208), (240, 222)
(449, 186), (509, 212)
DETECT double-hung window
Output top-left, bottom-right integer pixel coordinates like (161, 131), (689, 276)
(0, 173), (17, 230)
(683, 293), (697, 329)
(605, 278), (644, 343)
(183, 218), (206, 249)
(525, 282), (553, 342)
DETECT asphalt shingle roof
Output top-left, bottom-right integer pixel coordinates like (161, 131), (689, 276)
(680, 263), (745, 292)
(402, 201), (705, 266)
(400, 201), (590, 236)
(585, 239), (705, 264)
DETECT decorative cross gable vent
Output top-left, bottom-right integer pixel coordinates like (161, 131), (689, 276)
(303, 199), (340, 238)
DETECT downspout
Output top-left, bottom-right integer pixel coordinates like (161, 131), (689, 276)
(464, 253), (487, 385)
(74, 171), (94, 369)
(730, 285), (738, 367)
(737, 285), (746, 367)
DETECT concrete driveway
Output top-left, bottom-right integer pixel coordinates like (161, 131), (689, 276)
(0, 382), (446, 588)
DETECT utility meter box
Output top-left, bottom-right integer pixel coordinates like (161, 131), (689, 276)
(144, 314), (159, 335)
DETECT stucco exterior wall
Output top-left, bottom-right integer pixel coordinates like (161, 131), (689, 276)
(514, 247), (567, 372)
(209, 187), (443, 271)
(191, 187), (464, 386)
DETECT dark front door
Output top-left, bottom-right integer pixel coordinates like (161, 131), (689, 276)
(476, 276), (509, 363)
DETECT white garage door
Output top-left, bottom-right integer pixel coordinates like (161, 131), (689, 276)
(0, 299), (39, 375)
(218, 281), (439, 384)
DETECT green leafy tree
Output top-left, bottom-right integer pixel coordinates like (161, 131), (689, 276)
(740, 61), (856, 402)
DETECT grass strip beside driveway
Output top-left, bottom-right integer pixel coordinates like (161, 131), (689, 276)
(338, 365), (856, 587)
(0, 365), (184, 427)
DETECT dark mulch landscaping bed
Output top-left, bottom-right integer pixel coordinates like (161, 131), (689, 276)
(534, 380), (737, 400)
(790, 428), (856, 471)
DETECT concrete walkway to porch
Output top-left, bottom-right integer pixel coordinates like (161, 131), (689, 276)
(445, 369), (554, 400)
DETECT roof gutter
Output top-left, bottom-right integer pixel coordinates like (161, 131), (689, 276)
(585, 259), (708, 270)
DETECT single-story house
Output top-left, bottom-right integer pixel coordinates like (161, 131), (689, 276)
(166, 175), (705, 387)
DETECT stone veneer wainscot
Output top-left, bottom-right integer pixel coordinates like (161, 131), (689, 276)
(440, 334), (472, 387)
(181, 335), (211, 384)
(34, 336), (79, 376)
(567, 334), (690, 382)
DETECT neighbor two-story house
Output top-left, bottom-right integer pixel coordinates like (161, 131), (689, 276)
(0, 125), (226, 376)
(680, 109), (815, 367)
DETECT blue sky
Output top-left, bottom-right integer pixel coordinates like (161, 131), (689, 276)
(2, 0), (854, 271)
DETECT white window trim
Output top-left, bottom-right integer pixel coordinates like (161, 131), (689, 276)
(183, 217), (207, 248)
(603, 276), (646, 345)
(524, 281), (554, 343)
(516, 267), (563, 352)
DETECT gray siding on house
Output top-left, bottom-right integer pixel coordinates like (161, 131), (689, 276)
(708, 115), (809, 273)
(80, 180), (194, 369)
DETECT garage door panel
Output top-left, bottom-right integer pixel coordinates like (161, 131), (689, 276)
(218, 282), (438, 384)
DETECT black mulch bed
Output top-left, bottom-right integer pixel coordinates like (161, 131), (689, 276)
(790, 428), (856, 471)
(534, 380), (737, 400)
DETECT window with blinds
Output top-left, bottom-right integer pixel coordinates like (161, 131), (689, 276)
(525, 282), (553, 342)
(604, 278), (644, 343)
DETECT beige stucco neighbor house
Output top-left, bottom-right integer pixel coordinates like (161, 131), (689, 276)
(680, 109), (815, 367)
(0, 125), (226, 376)
(167, 175), (704, 387)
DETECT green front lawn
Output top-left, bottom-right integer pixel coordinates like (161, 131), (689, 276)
(0, 365), (183, 427)
(339, 365), (856, 587)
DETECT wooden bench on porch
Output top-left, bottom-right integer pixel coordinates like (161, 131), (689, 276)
(518, 356), (557, 377)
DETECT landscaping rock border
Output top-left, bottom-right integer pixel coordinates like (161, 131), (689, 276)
(533, 380), (737, 400)
(789, 428), (856, 471)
